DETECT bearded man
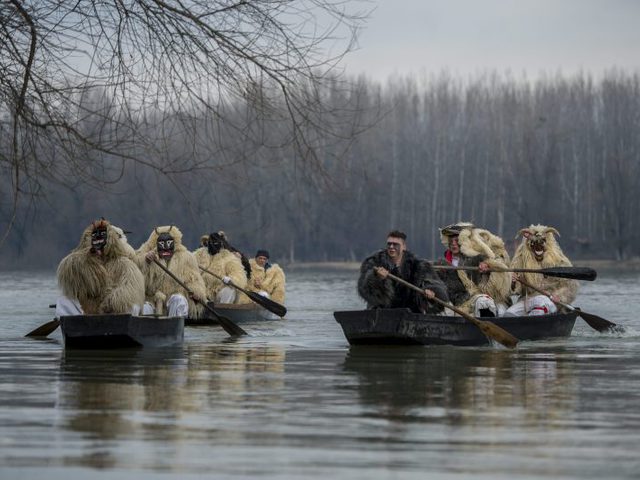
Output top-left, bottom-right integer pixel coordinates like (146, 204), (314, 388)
(56, 219), (145, 316)
(247, 250), (286, 305)
(505, 225), (578, 316)
(137, 225), (207, 317)
(194, 231), (248, 304)
(358, 230), (448, 314)
(436, 223), (512, 317)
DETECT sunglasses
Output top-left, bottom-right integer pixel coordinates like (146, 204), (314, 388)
(386, 241), (402, 249)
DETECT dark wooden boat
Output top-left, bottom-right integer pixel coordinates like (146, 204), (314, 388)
(60, 314), (184, 349)
(334, 308), (579, 346)
(186, 302), (282, 326)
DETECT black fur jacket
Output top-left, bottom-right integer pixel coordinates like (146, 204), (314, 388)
(435, 252), (486, 306)
(357, 249), (449, 314)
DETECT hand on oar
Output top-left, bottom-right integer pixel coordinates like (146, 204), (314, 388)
(514, 276), (622, 333)
(151, 258), (247, 336)
(433, 265), (597, 281)
(385, 272), (519, 349)
(199, 266), (287, 317)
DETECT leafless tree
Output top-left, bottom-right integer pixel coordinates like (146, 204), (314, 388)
(0, 0), (369, 244)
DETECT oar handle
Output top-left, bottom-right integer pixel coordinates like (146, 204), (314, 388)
(199, 266), (245, 294)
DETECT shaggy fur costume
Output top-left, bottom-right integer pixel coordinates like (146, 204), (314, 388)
(511, 225), (578, 304)
(194, 247), (248, 303)
(358, 250), (449, 314)
(136, 226), (207, 316)
(246, 258), (286, 304)
(437, 223), (512, 312)
(57, 220), (145, 314)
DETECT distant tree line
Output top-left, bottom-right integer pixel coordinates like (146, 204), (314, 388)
(1, 70), (639, 269)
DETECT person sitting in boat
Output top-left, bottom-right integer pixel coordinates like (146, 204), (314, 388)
(246, 249), (286, 305)
(137, 225), (207, 317)
(505, 225), (578, 316)
(194, 231), (248, 304)
(358, 230), (448, 313)
(435, 223), (511, 317)
(56, 219), (145, 317)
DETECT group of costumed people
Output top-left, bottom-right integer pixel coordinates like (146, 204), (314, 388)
(357, 223), (578, 317)
(56, 220), (286, 319)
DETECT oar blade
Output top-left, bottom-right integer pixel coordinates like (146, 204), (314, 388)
(25, 319), (60, 337)
(541, 267), (597, 281)
(477, 320), (519, 349)
(216, 314), (248, 336)
(246, 291), (287, 317)
(575, 308), (622, 333)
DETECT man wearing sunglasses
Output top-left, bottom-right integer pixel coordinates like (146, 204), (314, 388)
(357, 230), (448, 313)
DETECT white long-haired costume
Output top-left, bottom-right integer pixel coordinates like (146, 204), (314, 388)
(136, 226), (207, 317)
(57, 220), (144, 314)
(510, 224), (578, 305)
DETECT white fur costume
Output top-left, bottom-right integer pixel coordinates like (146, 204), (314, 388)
(505, 225), (578, 316)
(136, 226), (207, 318)
(56, 220), (145, 316)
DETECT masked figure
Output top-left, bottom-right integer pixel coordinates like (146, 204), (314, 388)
(136, 226), (207, 317)
(505, 225), (578, 316)
(194, 231), (248, 304)
(56, 219), (145, 316)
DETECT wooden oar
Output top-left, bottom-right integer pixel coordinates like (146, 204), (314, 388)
(433, 265), (597, 281)
(25, 318), (61, 337)
(152, 258), (247, 336)
(385, 272), (519, 349)
(514, 276), (621, 333)
(199, 266), (287, 317)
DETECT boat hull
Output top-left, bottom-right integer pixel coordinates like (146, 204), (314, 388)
(334, 308), (578, 346)
(60, 314), (184, 349)
(186, 302), (281, 326)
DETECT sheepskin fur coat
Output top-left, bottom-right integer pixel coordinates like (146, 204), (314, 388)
(358, 249), (449, 314)
(136, 226), (207, 316)
(193, 247), (248, 303)
(511, 224), (578, 304)
(57, 220), (145, 314)
(437, 224), (512, 311)
(246, 258), (286, 304)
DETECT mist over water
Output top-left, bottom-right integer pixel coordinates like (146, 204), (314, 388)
(1, 268), (639, 479)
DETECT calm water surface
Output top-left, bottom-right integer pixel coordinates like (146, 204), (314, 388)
(1, 268), (639, 479)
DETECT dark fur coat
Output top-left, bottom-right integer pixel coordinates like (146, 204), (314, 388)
(357, 250), (449, 313)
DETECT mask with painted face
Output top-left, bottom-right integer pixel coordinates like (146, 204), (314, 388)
(157, 232), (175, 259)
(90, 223), (108, 256)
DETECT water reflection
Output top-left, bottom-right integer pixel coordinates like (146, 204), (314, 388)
(54, 344), (288, 469)
(342, 346), (578, 427)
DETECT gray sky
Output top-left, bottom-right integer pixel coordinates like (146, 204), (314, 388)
(344, 0), (640, 81)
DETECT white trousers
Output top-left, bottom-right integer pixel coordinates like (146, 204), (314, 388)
(444, 294), (506, 317)
(55, 296), (141, 316)
(216, 286), (236, 304)
(142, 293), (189, 317)
(505, 295), (558, 316)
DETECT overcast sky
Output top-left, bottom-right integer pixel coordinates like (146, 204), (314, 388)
(343, 0), (640, 81)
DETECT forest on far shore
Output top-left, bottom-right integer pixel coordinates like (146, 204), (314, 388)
(2, 70), (639, 270)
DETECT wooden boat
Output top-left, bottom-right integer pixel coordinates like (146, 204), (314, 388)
(60, 314), (184, 349)
(334, 308), (579, 346)
(186, 302), (282, 326)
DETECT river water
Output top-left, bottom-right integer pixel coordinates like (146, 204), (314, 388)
(0, 268), (639, 479)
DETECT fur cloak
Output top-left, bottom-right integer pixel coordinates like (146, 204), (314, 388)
(136, 226), (207, 316)
(193, 247), (248, 303)
(511, 224), (578, 304)
(247, 258), (286, 304)
(437, 224), (512, 311)
(357, 249), (449, 314)
(57, 220), (145, 314)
